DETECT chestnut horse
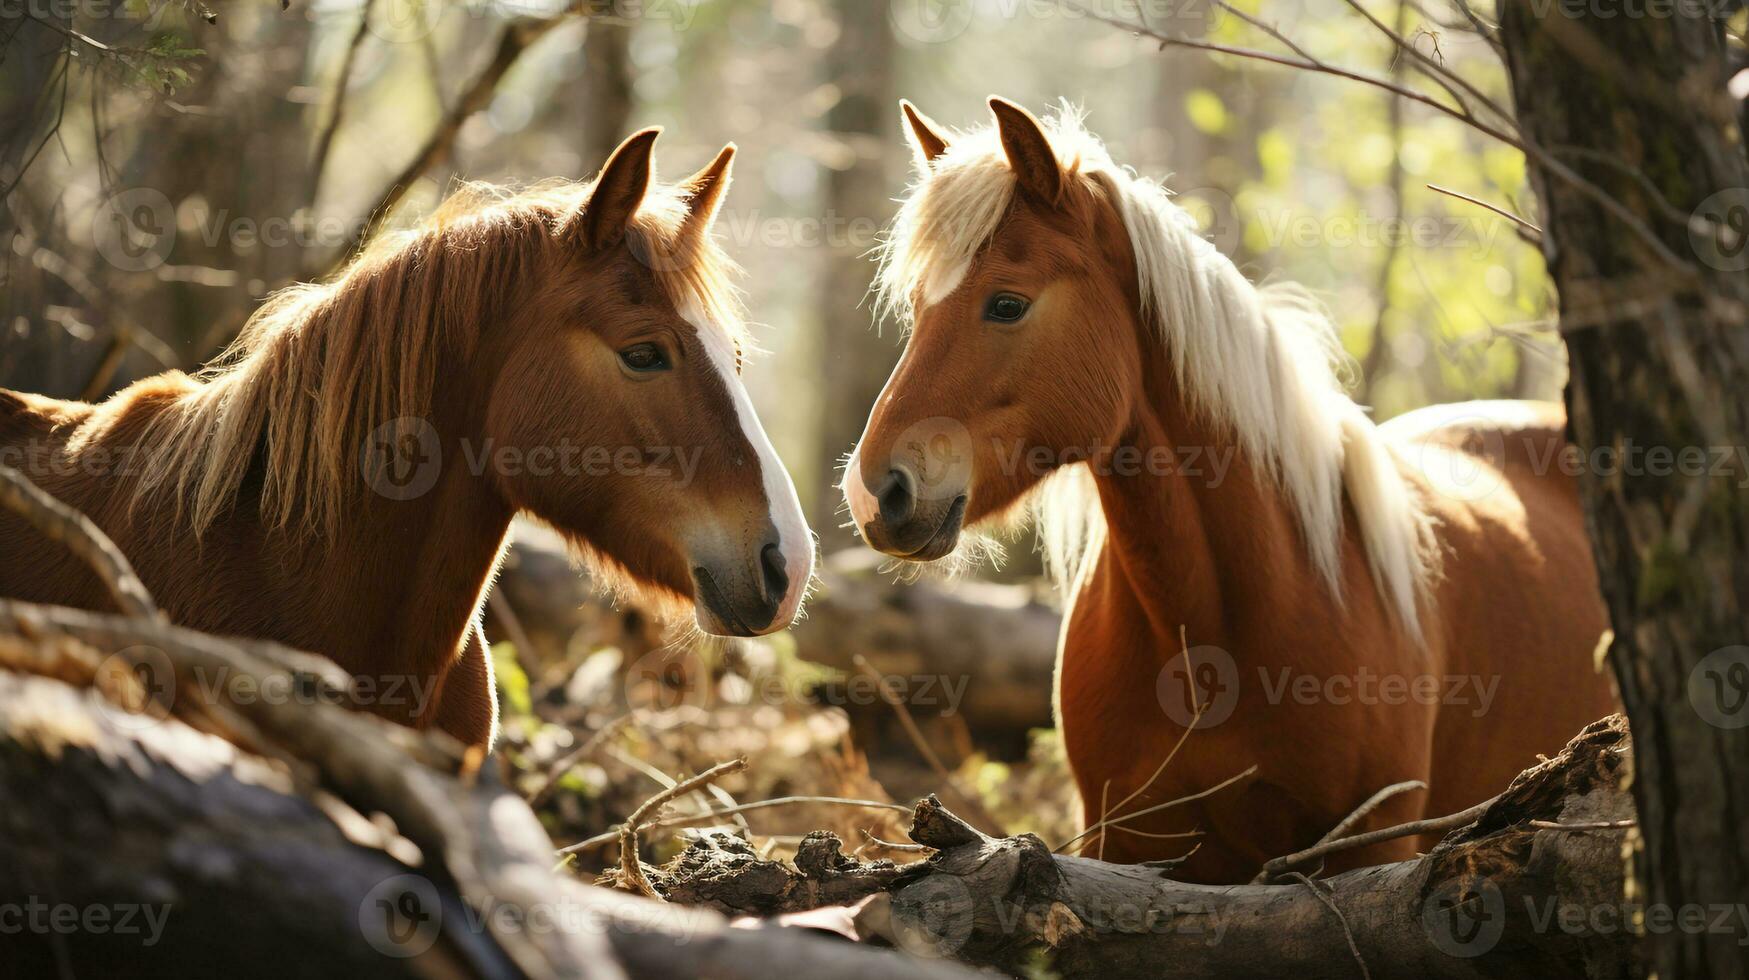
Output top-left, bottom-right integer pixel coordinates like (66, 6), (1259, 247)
(844, 98), (1617, 883)
(0, 128), (813, 749)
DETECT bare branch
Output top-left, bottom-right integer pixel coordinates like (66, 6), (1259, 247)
(0, 464), (156, 618)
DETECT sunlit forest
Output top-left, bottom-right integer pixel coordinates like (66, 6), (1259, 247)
(4, 0), (1747, 975)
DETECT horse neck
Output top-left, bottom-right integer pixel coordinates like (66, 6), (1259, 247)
(1087, 354), (1311, 655)
(254, 297), (513, 671)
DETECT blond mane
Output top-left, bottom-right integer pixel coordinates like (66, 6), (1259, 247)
(875, 104), (1439, 639)
(68, 177), (748, 540)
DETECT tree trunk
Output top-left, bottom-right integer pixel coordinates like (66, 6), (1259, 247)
(1499, 2), (1749, 976)
(581, 17), (635, 169)
(813, 0), (899, 540)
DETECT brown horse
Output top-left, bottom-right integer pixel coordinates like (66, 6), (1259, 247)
(0, 128), (813, 749)
(843, 98), (1617, 883)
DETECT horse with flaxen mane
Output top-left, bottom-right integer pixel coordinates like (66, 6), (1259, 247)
(0, 129), (813, 749)
(843, 98), (1617, 883)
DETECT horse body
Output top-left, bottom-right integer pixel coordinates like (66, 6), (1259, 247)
(2, 130), (815, 748)
(1058, 394), (1613, 879)
(843, 97), (1617, 882)
(1, 376), (514, 742)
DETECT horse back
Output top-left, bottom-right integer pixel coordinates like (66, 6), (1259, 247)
(1383, 399), (1617, 815)
(1380, 398), (1570, 476)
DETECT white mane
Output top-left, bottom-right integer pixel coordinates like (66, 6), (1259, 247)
(875, 105), (1439, 641)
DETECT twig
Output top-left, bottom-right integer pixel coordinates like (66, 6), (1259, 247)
(0, 464), (157, 618)
(615, 758), (747, 899)
(1528, 818), (1635, 831)
(1286, 872), (1371, 980)
(1067, 0), (1699, 274)
(1426, 182), (1543, 235)
(1320, 779), (1427, 846)
(526, 714), (632, 808)
(79, 323), (133, 400)
(305, 0), (380, 210)
(1259, 795), (1495, 881)
(1358, 0), (1410, 402)
(1340, 0), (1512, 125)
(851, 652), (1005, 836)
(557, 794), (913, 857)
(1057, 764), (1257, 853)
(1075, 624), (1204, 857)
(859, 828), (929, 854)
(330, 15), (573, 265)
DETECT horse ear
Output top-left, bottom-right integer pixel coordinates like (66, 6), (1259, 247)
(678, 142), (736, 239)
(579, 126), (661, 250)
(900, 99), (950, 167)
(988, 97), (1061, 204)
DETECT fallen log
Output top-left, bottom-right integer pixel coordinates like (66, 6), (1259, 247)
(0, 603), (985, 980)
(497, 530), (1061, 743)
(646, 716), (1640, 979)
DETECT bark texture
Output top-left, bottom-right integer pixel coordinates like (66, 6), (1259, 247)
(649, 716), (1641, 979)
(1499, 2), (1749, 976)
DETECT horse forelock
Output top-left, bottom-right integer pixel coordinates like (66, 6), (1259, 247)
(877, 102), (1440, 640)
(88, 175), (748, 543)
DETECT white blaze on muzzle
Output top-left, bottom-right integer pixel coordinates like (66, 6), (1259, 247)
(686, 307), (814, 629)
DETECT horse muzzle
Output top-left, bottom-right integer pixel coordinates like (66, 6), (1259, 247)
(846, 461), (967, 562)
(690, 537), (799, 637)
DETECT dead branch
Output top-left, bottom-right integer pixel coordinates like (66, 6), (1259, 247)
(0, 463), (157, 618)
(0, 646), (985, 980)
(612, 758), (748, 898)
(627, 717), (1637, 979)
(331, 15), (575, 264)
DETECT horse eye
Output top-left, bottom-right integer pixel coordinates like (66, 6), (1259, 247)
(984, 292), (1031, 323)
(619, 343), (670, 372)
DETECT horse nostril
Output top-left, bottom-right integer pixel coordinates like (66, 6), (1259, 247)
(877, 467), (916, 526)
(760, 543), (789, 606)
